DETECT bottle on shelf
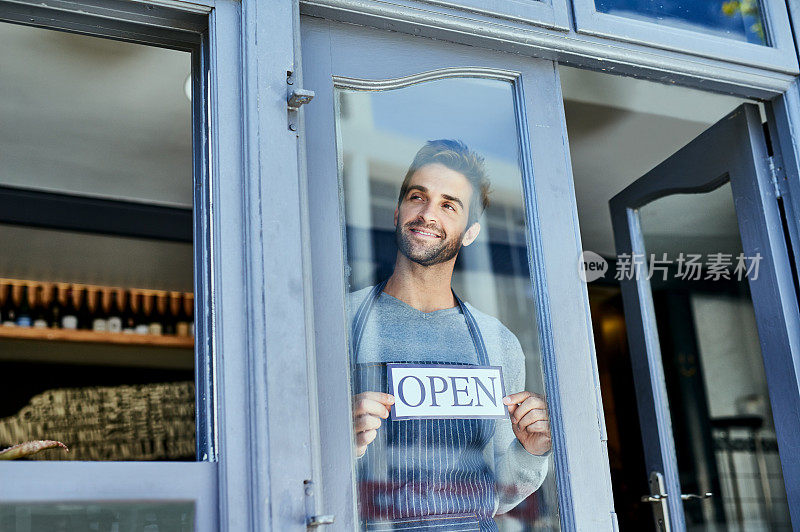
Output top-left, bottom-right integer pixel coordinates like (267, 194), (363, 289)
(166, 292), (180, 335)
(134, 291), (149, 335)
(32, 284), (48, 329)
(61, 286), (79, 330)
(122, 289), (136, 334)
(90, 287), (107, 332)
(49, 283), (66, 329)
(15, 284), (32, 327)
(75, 286), (91, 330)
(1, 282), (17, 326)
(106, 288), (123, 333)
(174, 292), (190, 337)
(184, 292), (195, 337)
(158, 291), (174, 335)
(148, 292), (164, 336)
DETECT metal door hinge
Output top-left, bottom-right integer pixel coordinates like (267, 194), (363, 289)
(304, 480), (335, 528)
(769, 156), (785, 199)
(287, 70), (314, 132)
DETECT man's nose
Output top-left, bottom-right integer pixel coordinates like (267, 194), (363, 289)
(418, 202), (438, 223)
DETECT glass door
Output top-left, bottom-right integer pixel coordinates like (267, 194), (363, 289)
(301, 17), (617, 531)
(610, 104), (800, 530)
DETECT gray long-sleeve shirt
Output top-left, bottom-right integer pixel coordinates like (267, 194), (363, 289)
(350, 286), (549, 515)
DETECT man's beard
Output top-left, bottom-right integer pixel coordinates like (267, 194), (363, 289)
(395, 221), (464, 267)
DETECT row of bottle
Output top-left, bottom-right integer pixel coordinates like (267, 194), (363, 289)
(0, 280), (194, 336)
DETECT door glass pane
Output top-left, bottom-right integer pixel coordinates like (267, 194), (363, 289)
(639, 183), (791, 531)
(595, 0), (769, 45)
(0, 502), (194, 531)
(0, 23), (196, 461)
(336, 77), (560, 530)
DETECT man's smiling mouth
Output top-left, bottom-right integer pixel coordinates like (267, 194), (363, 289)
(409, 228), (442, 238)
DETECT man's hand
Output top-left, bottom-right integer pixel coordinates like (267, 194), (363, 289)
(353, 392), (395, 458)
(503, 391), (551, 456)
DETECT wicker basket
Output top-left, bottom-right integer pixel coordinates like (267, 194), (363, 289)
(0, 381), (195, 460)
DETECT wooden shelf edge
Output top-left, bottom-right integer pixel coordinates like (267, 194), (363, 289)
(0, 327), (194, 349)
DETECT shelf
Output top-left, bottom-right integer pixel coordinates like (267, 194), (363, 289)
(0, 327), (194, 349)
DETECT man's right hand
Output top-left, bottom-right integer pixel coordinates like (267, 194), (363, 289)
(353, 391), (395, 457)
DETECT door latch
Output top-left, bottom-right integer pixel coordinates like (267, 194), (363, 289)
(307, 515), (335, 528)
(304, 480), (335, 528)
(288, 89), (315, 112)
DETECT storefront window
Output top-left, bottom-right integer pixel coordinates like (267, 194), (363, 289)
(0, 22), (195, 462)
(336, 77), (560, 530)
(594, 0), (769, 45)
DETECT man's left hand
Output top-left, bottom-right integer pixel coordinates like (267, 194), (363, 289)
(504, 391), (551, 456)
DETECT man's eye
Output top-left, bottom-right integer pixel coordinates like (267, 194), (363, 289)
(443, 203), (456, 211)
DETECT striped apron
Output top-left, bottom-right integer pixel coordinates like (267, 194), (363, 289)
(351, 281), (498, 532)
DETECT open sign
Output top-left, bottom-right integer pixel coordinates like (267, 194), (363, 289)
(387, 363), (508, 420)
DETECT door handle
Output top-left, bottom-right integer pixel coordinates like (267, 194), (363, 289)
(643, 472), (671, 532)
(681, 492), (713, 501)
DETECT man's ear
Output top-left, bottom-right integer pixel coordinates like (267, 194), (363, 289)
(393, 208), (398, 228)
(462, 222), (481, 247)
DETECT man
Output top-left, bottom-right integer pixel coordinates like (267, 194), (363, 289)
(349, 140), (551, 531)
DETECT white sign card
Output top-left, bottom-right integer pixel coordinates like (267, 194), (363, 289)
(387, 363), (508, 420)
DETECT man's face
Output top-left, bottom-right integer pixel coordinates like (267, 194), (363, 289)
(394, 163), (481, 267)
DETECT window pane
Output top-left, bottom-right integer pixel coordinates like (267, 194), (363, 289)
(0, 23), (196, 461)
(337, 78), (560, 530)
(639, 185), (792, 530)
(595, 0), (769, 45)
(0, 502), (194, 531)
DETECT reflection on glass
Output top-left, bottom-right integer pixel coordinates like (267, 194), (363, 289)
(640, 183), (791, 531)
(337, 78), (559, 530)
(0, 502), (194, 532)
(595, 0), (768, 46)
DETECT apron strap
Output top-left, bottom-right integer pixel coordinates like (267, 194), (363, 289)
(350, 280), (491, 367)
(453, 292), (491, 367)
(350, 279), (389, 365)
